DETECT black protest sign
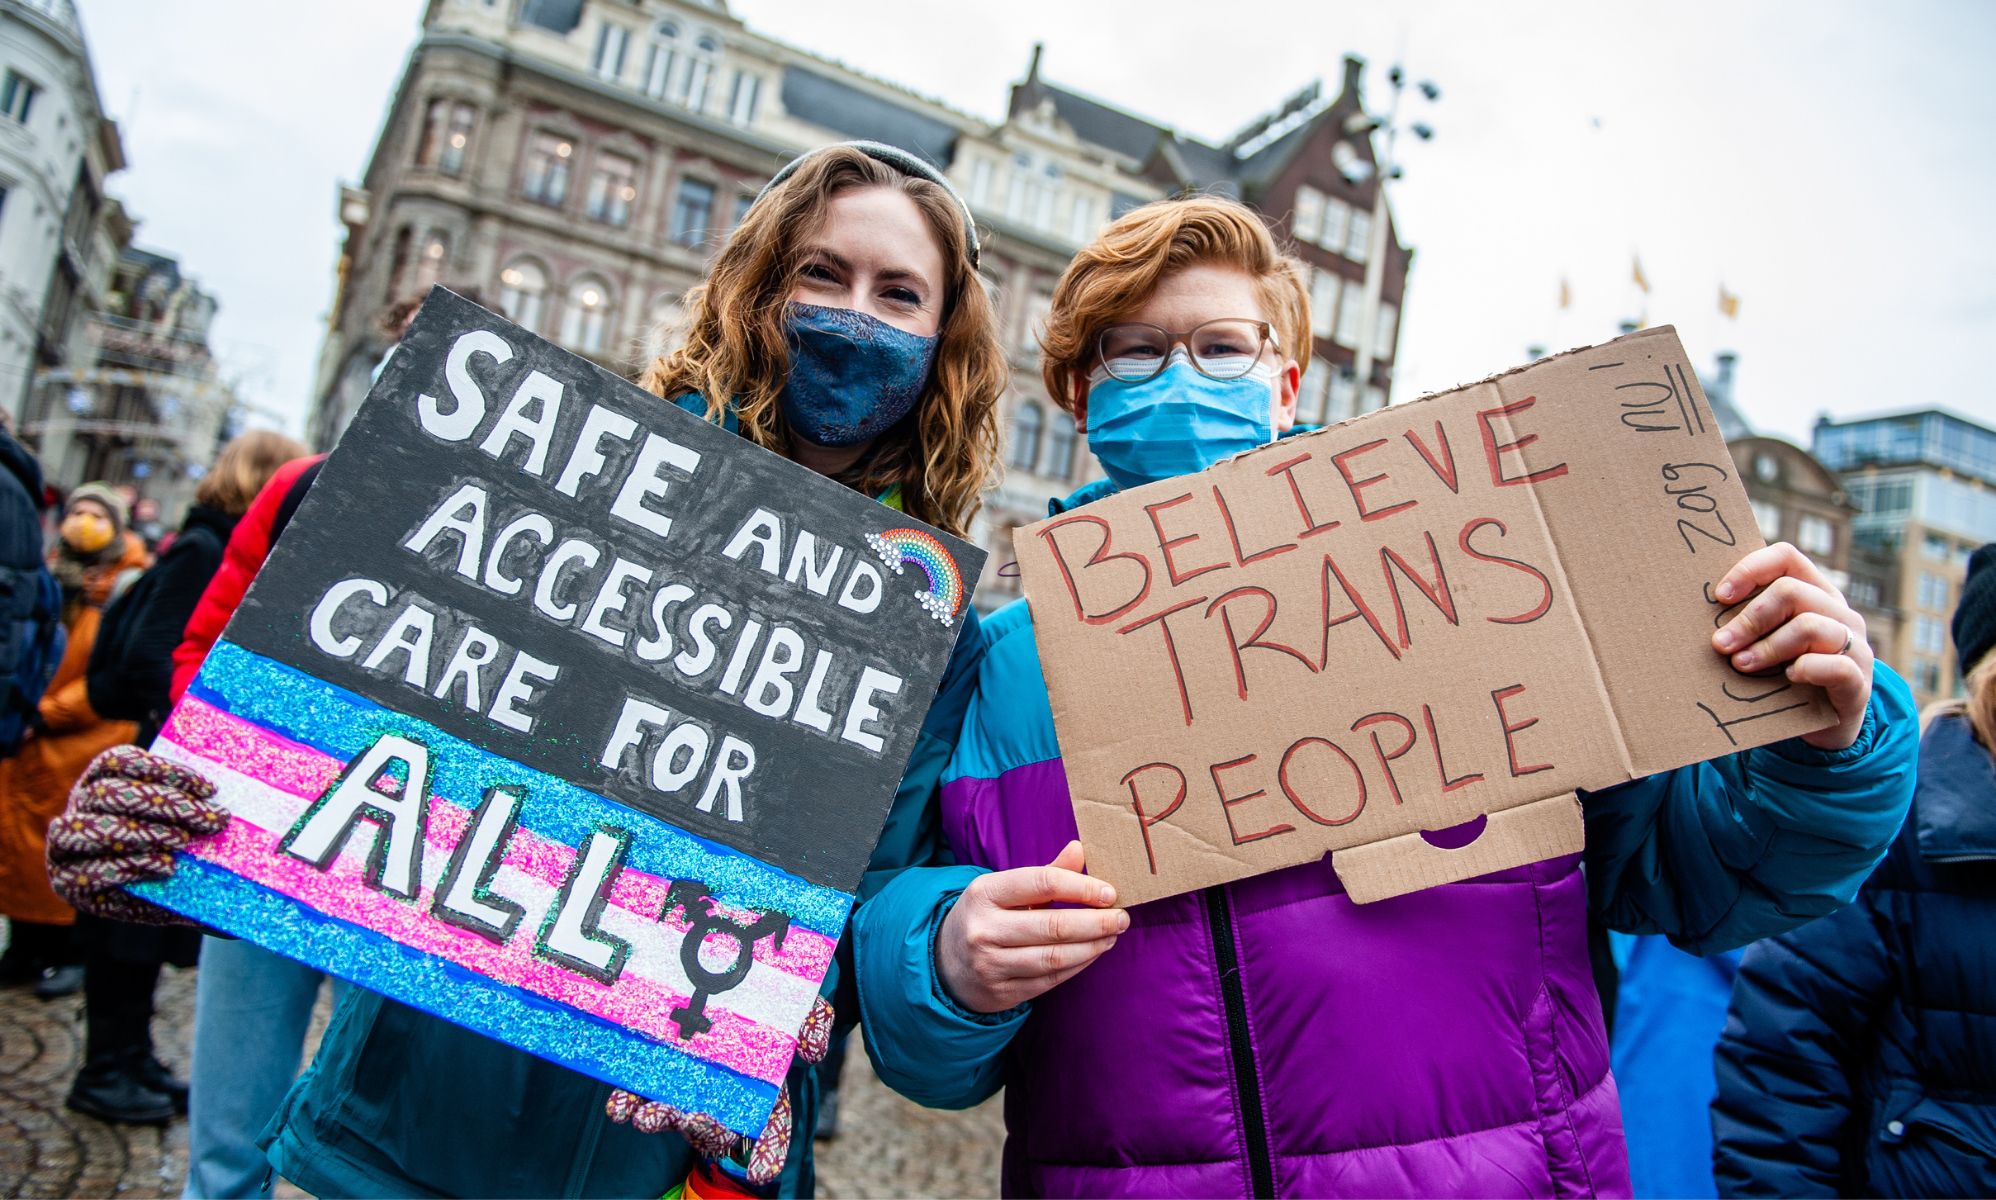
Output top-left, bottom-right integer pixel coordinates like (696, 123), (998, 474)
(234, 287), (983, 891)
(138, 287), (984, 1132)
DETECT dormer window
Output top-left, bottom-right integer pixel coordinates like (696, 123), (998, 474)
(642, 22), (716, 110)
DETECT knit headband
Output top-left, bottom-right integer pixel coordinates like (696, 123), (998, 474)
(755, 140), (980, 270)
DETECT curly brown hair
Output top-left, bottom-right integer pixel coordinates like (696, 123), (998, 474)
(1038, 195), (1310, 413)
(638, 147), (1004, 538)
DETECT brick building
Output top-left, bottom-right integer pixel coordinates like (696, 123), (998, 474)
(307, 0), (1414, 605)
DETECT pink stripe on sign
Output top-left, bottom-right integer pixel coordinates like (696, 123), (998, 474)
(185, 811), (801, 1084)
(162, 700), (837, 980)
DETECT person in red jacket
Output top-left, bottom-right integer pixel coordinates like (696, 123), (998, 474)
(173, 453), (336, 1199)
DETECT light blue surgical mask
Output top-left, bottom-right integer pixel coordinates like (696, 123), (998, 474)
(1084, 353), (1277, 491)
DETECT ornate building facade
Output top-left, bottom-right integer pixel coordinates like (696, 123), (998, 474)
(309, 0), (1414, 605)
(0, 0), (122, 429)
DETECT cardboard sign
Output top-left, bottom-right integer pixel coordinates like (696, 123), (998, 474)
(131, 288), (984, 1135)
(1015, 326), (1834, 907)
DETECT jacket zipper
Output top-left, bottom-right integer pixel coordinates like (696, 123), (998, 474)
(1205, 884), (1275, 1198)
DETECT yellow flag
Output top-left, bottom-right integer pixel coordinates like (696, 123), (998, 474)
(1559, 276), (1572, 309)
(1719, 285), (1740, 319)
(1632, 255), (1650, 293)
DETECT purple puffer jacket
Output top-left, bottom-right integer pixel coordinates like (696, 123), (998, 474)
(954, 769), (1623, 1197)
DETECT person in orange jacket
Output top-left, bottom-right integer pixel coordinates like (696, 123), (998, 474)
(0, 484), (149, 995)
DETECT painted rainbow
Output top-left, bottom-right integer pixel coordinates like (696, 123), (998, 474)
(864, 528), (966, 626)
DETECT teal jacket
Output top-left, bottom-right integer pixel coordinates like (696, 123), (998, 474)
(261, 395), (983, 1198)
(853, 478), (1921, 1131)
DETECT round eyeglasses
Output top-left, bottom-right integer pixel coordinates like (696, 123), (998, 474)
(1095, 318), (1279, 384)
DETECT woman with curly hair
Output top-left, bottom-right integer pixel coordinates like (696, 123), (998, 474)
(48, 140), (1004, 1198)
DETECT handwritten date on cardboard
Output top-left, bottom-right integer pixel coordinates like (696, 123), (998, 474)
(1014, 326), (1836, 906)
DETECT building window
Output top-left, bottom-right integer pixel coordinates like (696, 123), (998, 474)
(1, 70), (38, 125)
(1010, 401), (1043, 471)
(1913, 658), (1942, 695)
(441, 103), (475, 175)
(1915, 615), (1947, 656)
(417, 100), (476, 175)
(1923, 531), (1951, 561)
(968, 158), (994, 207)
(1918, 571), (1949, 611)
(1298, 358), (1333, 425)
(643, 27), (678, 100)
(1292, 186), (1325, 245)
(669, 177), (716, 247)
(1335, 282), (1364, 348)
(586, 152), (638, 226)
(1858, 478), (1913, 516)
(592, 22), (630, 80)
(1067, 193), (1098, 244)
(1372, 302), (1398, 362)
(386, 226), (413, 300)
(1363, 385), (1386, 413)
(1018, 292), (1052, 360)
(1044, 410), (1077, 480)
(728, 71), (761, 125)
(732, 192), (754, 228)
(414, 231), (449, 293)
(1319, 196), (1351, 253)
(1754, 452), (1779, 482)
(1328, 368), (1357, 423)
(498, 259), (549, 333)
(1849, 578), (1881, 609)
(640, 21), (716, 107)
(1796, 513), (1834, 556)
(1751, 501), (1782, 541)
(561, 277), (613, 353)
(1309, 270), (1339, 340)
(682, 36), (718, 109)
(521, 133), (574, 206)
(1345, 207), (1373, 263)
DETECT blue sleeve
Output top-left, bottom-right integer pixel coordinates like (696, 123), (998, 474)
(823, 610), (985, 1020)
(847, 610), (1029, 1111)
(853, 862), (1025, 1109)
(1583, 662), (1918, 954)
(1712, 875), (1899, 1196)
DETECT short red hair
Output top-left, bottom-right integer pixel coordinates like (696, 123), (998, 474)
(1038, 195), (1309, 412)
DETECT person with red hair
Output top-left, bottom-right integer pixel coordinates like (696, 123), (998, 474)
(852, 194), (1919, 1198)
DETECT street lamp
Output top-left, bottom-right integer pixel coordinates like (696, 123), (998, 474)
(1347, 64), (1438, 407)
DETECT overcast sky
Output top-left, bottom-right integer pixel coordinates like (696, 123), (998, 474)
(79, 0), (1994, 443)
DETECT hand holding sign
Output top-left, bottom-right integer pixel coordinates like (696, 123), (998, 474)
(1711, 542), (1873, 749)
(936, 841), (1127, 1014)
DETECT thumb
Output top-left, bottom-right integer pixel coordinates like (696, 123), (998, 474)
(1048, 839), (1086, 875)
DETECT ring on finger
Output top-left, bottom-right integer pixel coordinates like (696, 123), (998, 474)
(1838, 628), (1854, 658)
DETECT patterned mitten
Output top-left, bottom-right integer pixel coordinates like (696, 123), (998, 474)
(46, 746), (226, 926)
(605, 995), (837, 1185)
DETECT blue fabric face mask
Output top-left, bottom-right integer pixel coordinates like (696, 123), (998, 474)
(1084, 354), (1277, 491)
(779, 302), (938, 447)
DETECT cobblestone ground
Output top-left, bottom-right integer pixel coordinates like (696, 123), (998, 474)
(0, 945), (1003, 1198)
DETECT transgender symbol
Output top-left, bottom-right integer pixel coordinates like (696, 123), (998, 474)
(663, 881), (791, 1040)
(864, 528), (965, 627)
